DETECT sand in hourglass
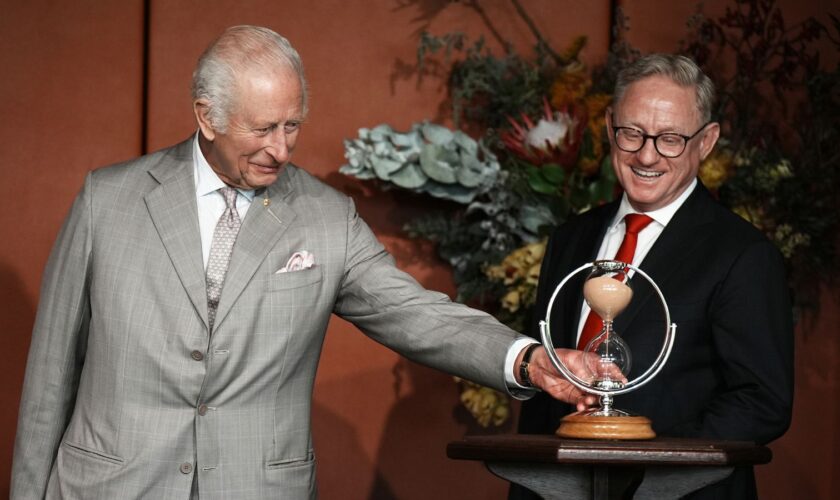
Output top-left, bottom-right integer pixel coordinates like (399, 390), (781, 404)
(584, 275), (633, 321)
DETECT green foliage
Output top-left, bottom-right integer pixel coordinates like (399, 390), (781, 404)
(418, 33), (550, 129)
(683, 0), (840, 308)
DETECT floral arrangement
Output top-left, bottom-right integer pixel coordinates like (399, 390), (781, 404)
(681, 1), (840, 310)
(341, 0), (840, 426)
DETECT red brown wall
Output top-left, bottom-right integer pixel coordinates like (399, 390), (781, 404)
(1, 1), (836, 498)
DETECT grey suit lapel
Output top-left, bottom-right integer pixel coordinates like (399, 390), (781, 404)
(212, 167), (299, 331)
(144, 140), (209, 331)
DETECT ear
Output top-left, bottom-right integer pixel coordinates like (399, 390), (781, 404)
(698, 122), (720, 161)
(193, 99), (216, 141)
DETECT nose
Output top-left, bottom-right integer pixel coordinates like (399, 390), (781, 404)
(265, 129), (290, 164)
(636, 136), (660, 165)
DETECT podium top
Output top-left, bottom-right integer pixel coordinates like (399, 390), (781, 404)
(447, 434), (771, 467)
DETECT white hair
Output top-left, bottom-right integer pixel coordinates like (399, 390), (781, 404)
(191, 25), (308, 132)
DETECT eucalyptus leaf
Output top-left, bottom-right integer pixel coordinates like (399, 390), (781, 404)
(453, 131), (478, 155)
(419, 145), (458, 183)
(391, 129), (420, 148)
(421, 122), (455, 144)
(390, 163), (428, 189)
(368, 124), (393, 141)
(457, 155), (484, 187)
(519, 203), (556, 234)
(372, 158), (405, 180)
(341, 121), (500, 204)
(421, 183), (477, 204)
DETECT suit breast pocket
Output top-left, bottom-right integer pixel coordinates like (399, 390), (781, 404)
(267, 267), (323, 292)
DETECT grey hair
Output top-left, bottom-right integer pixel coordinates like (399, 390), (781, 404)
(191, 25), (308, 132)
(614, 54), (715, 123)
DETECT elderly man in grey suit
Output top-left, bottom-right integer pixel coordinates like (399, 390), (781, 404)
(12, 25), (594, 499)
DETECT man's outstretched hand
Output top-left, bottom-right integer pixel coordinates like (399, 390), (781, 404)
(517, 345), (626, 412)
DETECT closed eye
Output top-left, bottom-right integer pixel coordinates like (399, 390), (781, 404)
(254, 121), (302, 136)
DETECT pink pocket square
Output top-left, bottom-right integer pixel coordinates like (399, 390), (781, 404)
(277, 251), (315, 273)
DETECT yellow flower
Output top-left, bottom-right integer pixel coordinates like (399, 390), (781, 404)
(550, 69), (590, 109)
(523, 240), (547, 262)
(732, 204), (770, 232)
(699, 149), (733, 190)
(577, 93), (612, 176)
(769, 159), (793, 181)
(484, 264), (507, 282)
(585, 93), (612, 116)
(456, 378), (510, 427)
(501, 290), (521, 313)
(487, 240), (547, 313)
(772, 224), (811, 258)
(525, 263), (541, 286)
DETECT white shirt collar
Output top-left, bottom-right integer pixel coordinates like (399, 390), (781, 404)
(610, 177), (697, 230)
(192, 132), (256, 202)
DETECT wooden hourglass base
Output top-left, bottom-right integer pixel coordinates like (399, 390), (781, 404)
(556, 413), (656, 440)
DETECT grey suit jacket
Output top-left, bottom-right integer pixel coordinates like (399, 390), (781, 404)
(12, 138), (522, 499)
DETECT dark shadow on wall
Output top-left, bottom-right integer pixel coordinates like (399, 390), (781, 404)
(0, 263), (37, 497)
(369, 358), (513, 500)
(311, 397), (384, 499)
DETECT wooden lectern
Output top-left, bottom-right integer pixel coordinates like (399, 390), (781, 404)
(447, 434), (771, 500)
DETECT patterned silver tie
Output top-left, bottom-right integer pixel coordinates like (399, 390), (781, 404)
(206, 186), (241, 331)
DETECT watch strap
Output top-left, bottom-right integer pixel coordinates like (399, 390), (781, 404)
(519, 343), (541, 388)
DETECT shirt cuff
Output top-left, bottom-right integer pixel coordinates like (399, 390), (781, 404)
(504, 338), (541, 400)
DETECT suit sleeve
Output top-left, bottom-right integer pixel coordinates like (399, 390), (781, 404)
(332, 197), (522, 393)
(518, 229), (562, 432)
(671, 239), (794, 444)
(12, 173), (93, 499)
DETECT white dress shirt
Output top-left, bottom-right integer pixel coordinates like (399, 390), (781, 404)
(193, 135), (256, 269)
(574, 178), (698, 345)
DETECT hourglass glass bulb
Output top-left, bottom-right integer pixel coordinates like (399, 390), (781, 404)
(583, 329), (632, 390)
(584, 275), (632, 322)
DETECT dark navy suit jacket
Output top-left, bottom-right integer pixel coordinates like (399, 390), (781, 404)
(513, 182), (794, 500)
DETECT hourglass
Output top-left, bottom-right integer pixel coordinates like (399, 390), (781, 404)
(540, 260), (676, 440)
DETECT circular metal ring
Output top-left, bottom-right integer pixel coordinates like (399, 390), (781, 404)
(539, 260), (676, 397)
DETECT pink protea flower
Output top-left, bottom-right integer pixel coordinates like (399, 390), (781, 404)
(500, 98), (586, 167)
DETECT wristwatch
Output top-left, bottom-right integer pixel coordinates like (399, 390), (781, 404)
(518, 343), (541, 389)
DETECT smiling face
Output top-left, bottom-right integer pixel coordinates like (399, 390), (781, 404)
(194, 66), (304, 190)
(607, 75), (719, 212)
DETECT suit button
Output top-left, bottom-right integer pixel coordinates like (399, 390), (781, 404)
(190, 350), (204, 361)
(197, 404), (208, 416)
(180, 462), (193, 474)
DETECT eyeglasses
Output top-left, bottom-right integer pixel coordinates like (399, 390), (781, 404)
(611, 114), (710, 158)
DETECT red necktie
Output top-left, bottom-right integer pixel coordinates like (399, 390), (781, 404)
(576, 213), (654, 350)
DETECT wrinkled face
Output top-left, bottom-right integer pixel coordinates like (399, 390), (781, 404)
(195, 66), (304, 190)
(607, 75), (719, 212)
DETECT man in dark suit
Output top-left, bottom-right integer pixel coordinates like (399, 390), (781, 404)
(514, 54), (794, 499)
